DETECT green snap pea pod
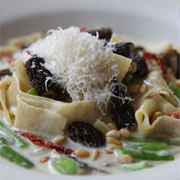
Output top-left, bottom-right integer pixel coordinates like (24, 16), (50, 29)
(122, 161), (148, 171)
(0, 121), (27, 148)
(122, 72), (135, 84)
(0, 137), (6, 145)
(0, 145), (34, 169)
(140, 151), (174, 161)
(27, 88), (38, 96)
(168, 82), (180, 98)
(127, 137), (180, 146)
(164, 138), (180, 146)
(53, 158), (77, 175)
(114, 149), (174, 161)
(133, 142), (168, 151)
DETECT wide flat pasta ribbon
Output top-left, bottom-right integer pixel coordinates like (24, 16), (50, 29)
(0, 59), (101, 135)
(135, 94), (180, 137)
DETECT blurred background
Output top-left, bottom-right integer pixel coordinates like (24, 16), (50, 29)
(0, 0), (179, 45)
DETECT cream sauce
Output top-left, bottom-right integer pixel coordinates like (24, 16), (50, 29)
(1, 130), (180, 175)
(0, 38), (180, 176)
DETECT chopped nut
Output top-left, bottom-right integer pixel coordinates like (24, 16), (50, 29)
(107, 144), (122, 151)
(102, 160), (116, 167)
(107, 123), (118, 130)
(74, 150), (90, 158)
(175, 80), (180, 88)
(151, 60), (158, 66)
(102, 162), (113, 167)
(151, 111), (163, 124)
(40, 156), (49, 163)
(104, 149), (113, 154)
(92, 149), (100, 161)
(139, 83), (148, 94)
(117, 154), (134, 164)
(128, 84), (140, 94)
(53, 135), (65, 144)
(106, 137), (122, 146)
(118, 128), (131, 138)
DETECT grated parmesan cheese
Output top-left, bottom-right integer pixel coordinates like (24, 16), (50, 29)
(14, 27), (125, 112)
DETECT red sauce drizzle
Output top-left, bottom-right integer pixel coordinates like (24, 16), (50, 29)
(6, 56), (16, 64)
(143, 51), (167, 80)
(26, 50), (32, 55)
(16, 131), (73, 155)
(80, 26), (86, 32)
(168, 114), (180, 119)
(166, 111), (180, 119)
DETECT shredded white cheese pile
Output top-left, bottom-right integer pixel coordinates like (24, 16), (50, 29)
(15, 27), (120, 111)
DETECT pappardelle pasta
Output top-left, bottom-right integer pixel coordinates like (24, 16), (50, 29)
(0, 27), (179, 175)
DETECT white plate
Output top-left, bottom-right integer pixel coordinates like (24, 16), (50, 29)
(0, 0), (180, 179)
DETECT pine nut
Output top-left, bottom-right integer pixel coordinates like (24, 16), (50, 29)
(118, 128), (131, 138)
(139, 83), (148, 94)
(104, 149), (113, 154)
(151, 111), (163, 124)
(74, 150), (90, 158)
(117, 154), (134, 164)
(106, 137), (122, 146)
(106, 130), (120, 139)
(53, 135), (65, 144)
(92, 149), (100, 161)
(128, 84), (140, 94)
(107, 144), (122, 151)
(40, 156), (49, 163)
(151, 60), (158, 66)
(107, 123), (118, 130)
(175, 80), (180, 88)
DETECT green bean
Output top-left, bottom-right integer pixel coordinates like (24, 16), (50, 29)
(133, 142), (168, 151)
(168, 82), (180, 98)
(27, 88), (38, 96)
(127, 137), (180, 146)
(114, 149), (174, 161)
(0, 145), (34, 169)
(0, 121), (28, 148)
(164, 138), (180, 146)
(122, 161), (148, 171)
(0, 137), (6, 145)
(53, 158), (77, 175)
